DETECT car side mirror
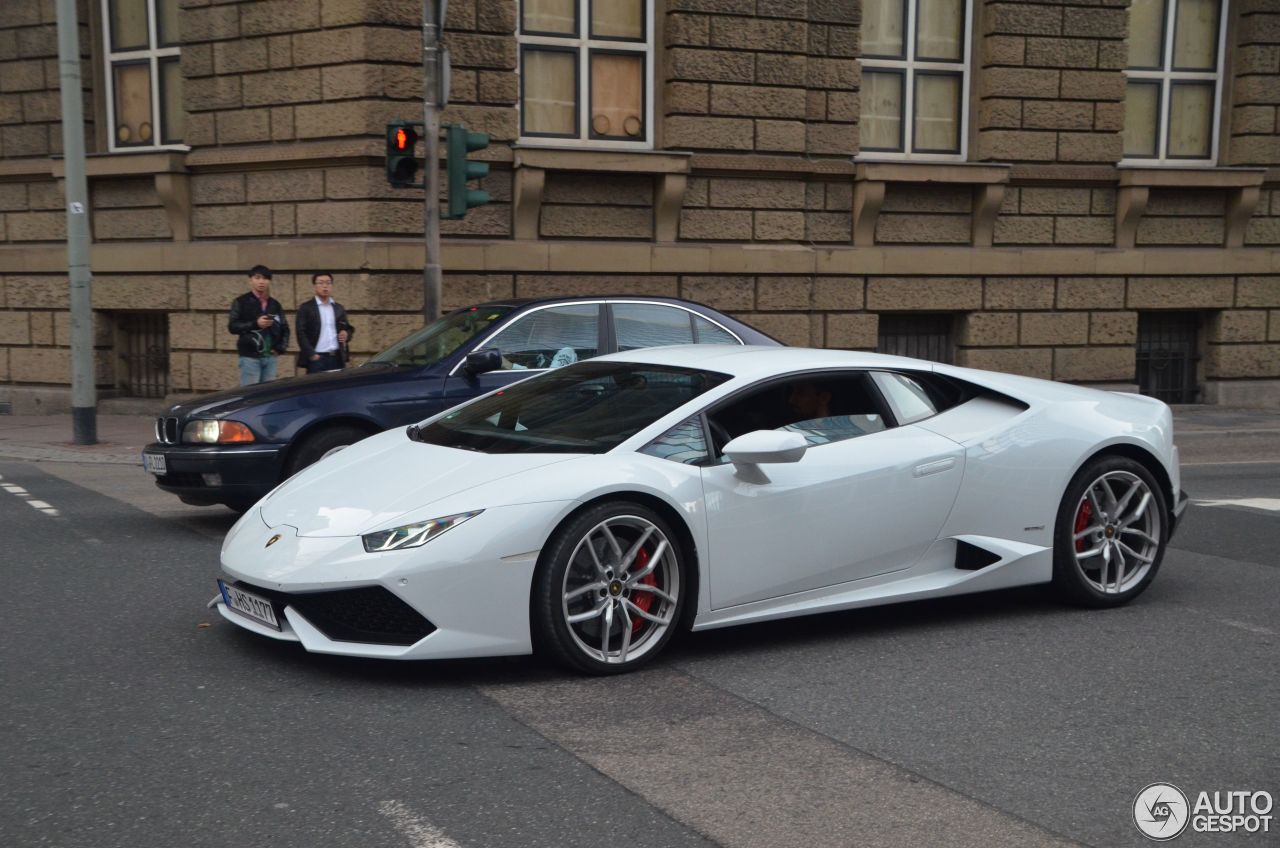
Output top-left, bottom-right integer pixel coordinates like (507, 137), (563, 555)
(463, 348), (502, 376)
(723, 429), (807, 466)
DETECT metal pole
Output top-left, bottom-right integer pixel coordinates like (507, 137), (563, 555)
(422, 1), (443, 323)
(55, 0), (96, 444)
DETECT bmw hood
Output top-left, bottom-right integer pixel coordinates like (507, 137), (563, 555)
(259, 428), (581, 537)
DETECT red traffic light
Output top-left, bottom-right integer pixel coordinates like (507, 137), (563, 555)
(396, 127), (409, 150)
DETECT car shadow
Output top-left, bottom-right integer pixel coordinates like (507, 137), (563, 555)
(215, 584), (1083, 688)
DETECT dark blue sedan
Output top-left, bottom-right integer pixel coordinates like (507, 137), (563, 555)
(142, 296), (779, 510)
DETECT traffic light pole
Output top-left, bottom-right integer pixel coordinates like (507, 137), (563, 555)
(421, 1), (444, 322)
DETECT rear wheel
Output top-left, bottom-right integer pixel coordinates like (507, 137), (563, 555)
(532, 502), (686, 675)
(284, 424), (371, 477)
(1052, 456), (1168, 607)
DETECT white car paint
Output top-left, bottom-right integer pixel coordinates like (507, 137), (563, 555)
(215, 345), (1182, 661)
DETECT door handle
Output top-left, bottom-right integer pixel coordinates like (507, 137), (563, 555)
(913, 457), (956, 477)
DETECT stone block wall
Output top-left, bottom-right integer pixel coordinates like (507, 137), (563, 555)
(663, 0), (859, 156)
(977, 0), (1128, 163)
(994, 186), (1115, 245)
(1227, 0), (1280, 166)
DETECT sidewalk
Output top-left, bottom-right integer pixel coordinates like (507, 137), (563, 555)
(0, 404), (1276, 466)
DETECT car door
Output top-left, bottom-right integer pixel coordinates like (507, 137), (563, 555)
(700, 371), (965, 610)
(440, 303), (604, 409)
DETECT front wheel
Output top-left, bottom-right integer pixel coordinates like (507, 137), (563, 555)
(1052, 456), (1168, 607)
(532, 502), (686, 675)
(284, 424), (370, 477)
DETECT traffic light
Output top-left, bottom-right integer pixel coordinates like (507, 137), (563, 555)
(445, 123), (491, 219)
(385, 120), (422, 188)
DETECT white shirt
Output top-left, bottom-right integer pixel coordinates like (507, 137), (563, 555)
(314, 296), (339, 353)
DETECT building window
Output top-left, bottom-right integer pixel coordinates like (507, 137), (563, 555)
(1122, 0), (1226, 163)
(1137, 312), (1200, 403)
(114, 311), (170, 398)
(877, 313), (955, 363)
(101, 0), (183, 151)
(518, 0), (652, 147)
(859, 0), (970, 159)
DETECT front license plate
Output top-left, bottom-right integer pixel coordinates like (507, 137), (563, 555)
(218, 579), (280, 630)
(142, 452), (167, 475)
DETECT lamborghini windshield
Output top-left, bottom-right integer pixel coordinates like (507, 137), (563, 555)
(370, 305), (515, 368)
(413, 362), (730, 454)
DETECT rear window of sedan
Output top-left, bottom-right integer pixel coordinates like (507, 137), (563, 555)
(413, 362), (730, 454)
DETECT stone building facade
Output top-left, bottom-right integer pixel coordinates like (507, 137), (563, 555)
(0, 0), (1278, 410)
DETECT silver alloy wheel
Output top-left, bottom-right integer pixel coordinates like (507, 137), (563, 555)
(560, 514), (679, 666)
(1071, 470), (1162, 594)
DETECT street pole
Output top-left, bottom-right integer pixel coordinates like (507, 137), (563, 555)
(55, 0), (96, 444)
(422, 1), (443, 323)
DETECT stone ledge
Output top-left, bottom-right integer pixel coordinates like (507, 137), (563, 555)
(853, 162), (1012, 248)
(3, 240), (1278, 277)
(1115, 167), (1267, 250)
(511, 147), (693, 242)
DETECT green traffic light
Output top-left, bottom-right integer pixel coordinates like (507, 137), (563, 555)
(445, 123), (492, 219)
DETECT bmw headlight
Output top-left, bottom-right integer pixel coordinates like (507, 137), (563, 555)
(183, 419), (255, 444)
(361, 510), (482, 553)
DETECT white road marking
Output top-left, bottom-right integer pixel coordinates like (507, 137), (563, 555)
(377, 800), (463, 848)
(1194, 497), (1280, 512)
(0, 477), (59, 517)
(27, 500), (51, 509)
(3, 484), (28, 495)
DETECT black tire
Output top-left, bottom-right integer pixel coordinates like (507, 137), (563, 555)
(284, 424), (371, 477)
(1051, 455), (1168, 608)
(531, 501), (687, 675)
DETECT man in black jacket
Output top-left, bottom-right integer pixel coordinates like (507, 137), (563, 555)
(228, 265), (290, 385)
(295, 272), (355, 374)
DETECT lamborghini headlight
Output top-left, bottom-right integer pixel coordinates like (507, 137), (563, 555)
(361, 510), (482, 553)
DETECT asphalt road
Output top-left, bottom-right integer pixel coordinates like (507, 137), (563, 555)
(0, 456), (1276, 848)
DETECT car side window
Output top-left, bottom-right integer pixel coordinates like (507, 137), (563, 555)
(613, 303), (744, 351)
(872, 372), (938, 424)
(485, 304), (600, 370)
(613, 304), (695, 351)
(639, 417), (710, 465)
(706, 372), (891, 459)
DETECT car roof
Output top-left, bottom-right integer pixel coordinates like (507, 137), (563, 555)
(467, 295), (731, 311)
(592, 344), (940, 379)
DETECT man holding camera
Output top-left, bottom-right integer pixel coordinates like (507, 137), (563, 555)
(295, 272), (355, 374)
(228, 264), (290, 385)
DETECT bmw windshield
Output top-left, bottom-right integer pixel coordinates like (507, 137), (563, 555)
(370, 305), (515, 368)
(412, 362), (729, 454)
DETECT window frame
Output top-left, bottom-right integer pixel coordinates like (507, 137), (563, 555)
(857, 0), (972, 162)
(1121, 0), (1228, 166)
(517, 0), (654, 149)
(100, 0), (185, 153)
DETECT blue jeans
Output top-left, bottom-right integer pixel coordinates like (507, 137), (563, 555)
(238, 354), (278, 385)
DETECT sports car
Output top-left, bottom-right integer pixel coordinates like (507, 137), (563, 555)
(213, 345), (1189, 674)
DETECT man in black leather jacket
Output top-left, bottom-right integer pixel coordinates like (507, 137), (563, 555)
(228, 265), (290, 385)
(295, 272), (354, 374)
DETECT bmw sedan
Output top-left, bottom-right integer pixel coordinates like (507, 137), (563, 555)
(143, 297), (777, 510)
(213, 345), (1189, 674)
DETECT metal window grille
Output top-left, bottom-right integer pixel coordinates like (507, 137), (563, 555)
(118, 312), (169, 399)
(1137, 312), (1200, 404)
(877, 313), (954, 364)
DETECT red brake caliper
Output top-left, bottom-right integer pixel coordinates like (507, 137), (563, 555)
(1074, 500), (1092, 553)
(630, 546), (657, 633)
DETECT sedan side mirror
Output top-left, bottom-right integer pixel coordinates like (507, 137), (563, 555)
(463, 348), (502, 376)
(723, 429), (807, 466)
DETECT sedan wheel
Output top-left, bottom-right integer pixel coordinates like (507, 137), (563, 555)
(533, 502), (684, 674)
(1053, 456), (1168, 607)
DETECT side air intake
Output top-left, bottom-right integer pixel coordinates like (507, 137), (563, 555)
(954, 540), (1002, 571)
